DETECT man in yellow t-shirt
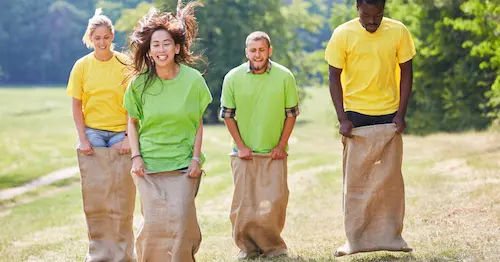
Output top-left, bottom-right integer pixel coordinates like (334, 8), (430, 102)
(325, 0), (415, 133)
(325, 0), (415, 257)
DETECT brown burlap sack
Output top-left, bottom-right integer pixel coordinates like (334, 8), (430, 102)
(230, 154), (289, 257)
(77, 147), (136, 262)
(336, 123), (411, 256)
(133, 170), (201, 262)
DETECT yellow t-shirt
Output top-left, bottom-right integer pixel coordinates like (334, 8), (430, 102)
(66, 52), (130, 132)
(325, 17), (416, 115)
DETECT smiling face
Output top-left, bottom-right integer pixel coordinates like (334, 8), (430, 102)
(90, 25), (114, 52)
(245, 39), (273, 74)
(357, 2), (384, 33)
(149, 29), (180, 68)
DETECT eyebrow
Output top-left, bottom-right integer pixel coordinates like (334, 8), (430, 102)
(151, 39), (173, 43)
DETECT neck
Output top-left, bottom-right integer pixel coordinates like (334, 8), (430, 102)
(94, 49), (113, 61)
(156, 63), (180, 80)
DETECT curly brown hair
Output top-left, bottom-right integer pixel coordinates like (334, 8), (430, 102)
(128, 0), (202, 92)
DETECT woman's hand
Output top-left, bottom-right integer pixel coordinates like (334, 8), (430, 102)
(131, 155), (145, 177)
(119, 138), (131, 155)
(187, 159), (202, 178)
(77, 138), (94, 155)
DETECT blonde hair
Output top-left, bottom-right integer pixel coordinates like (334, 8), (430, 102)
(245, 31), (271, 47)
(82, 8), (115, 49)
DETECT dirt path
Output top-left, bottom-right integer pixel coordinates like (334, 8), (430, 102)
(0, 166), (78, 201)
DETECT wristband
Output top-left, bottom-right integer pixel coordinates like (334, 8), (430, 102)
(192, 156), (202, 163)
(131, 154), (142, 160)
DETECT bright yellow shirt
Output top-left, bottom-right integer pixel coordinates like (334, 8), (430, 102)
(66, 52), (130, 132)
(325, 17), (416, 115)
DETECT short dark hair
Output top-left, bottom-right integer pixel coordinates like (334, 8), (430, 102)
(356, 0), (386, 6)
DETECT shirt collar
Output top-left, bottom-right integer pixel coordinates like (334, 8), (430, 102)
(246, 59), (272, 74)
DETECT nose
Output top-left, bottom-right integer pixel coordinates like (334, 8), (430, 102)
(367, 16), (376, 24)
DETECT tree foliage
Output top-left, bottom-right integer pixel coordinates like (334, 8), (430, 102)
(320, 0), (498, 134)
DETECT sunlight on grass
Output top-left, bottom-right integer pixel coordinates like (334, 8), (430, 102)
(0, 87), (498, 261)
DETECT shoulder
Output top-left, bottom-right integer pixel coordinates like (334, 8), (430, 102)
(382, 17), (409, 33)
(113, 51), (131, 65)
(72, 53), (94, 69)
(333, 18), (359, 35)
(180, 64), (207, 86)
(130, 73), (149, 92)
(270, 61), (294, 79)
(224, 63), (246, 81)
(181, 64), (204, 78)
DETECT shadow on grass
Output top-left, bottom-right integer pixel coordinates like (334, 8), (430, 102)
(242, 252), (459, 262)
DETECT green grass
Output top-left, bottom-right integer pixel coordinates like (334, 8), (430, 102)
(0, 87), (499, 261)
(0, 87), (76, 189)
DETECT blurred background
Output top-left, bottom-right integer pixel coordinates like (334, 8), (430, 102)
(0, 0), (498, 133)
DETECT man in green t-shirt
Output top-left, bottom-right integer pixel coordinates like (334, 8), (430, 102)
(220, 31), (299, 259)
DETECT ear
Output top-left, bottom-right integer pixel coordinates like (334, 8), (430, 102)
(245, 47), (249, 60)
(111, 32), (115, 41)
(175, 43), (180, 55)
(269, 46), (273, 57)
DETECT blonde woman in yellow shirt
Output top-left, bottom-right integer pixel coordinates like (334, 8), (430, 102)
(66, 9), (136, 261)
(67, 9), (130, 153)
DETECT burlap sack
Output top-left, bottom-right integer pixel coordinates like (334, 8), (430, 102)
(230, 154), (289, 256)
(77, 147), (136, 262)
(133, 170), (201, 262)
(336, 123), (411, 256)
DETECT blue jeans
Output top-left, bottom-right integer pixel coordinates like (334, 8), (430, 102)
(85, 126), (125, 147)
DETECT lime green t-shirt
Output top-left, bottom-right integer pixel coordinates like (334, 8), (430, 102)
(220, 61), (299, 153)
(325, 17), (416, 115)
(66, 51), (130, 132)
(123, 65), (212, 172)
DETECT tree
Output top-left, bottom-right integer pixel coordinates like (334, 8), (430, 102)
(444, 0), (500, 120)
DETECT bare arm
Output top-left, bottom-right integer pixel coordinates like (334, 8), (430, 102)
(393, 59), (413, 133)
(328, 65), (353, 137)
(71, 98), (93, 155)
(223, 118), (252, 159)
(128, 116), (145, 176)
(270, 116), (296, 159)
(188, 119), (203, 178)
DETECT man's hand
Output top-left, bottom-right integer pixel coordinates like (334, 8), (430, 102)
(339, 119), (354, 138)
(270, 144), (287, 160)
(392, 114), (406, 133)
(131, 156), (145, 177)
(77, 139), (94, 155)
(187, 159), (202, 178)
(237, 145), (253, 160)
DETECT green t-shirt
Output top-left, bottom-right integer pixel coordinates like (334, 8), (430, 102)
(123, 64), (212, 172)
(220, 61), (299, 153)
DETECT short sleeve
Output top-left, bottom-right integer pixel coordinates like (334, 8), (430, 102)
(123, 79), (143, 119)
(220, 75), (235, 109)
(66, 59), (84, 99)
(325, 28), (347, 69)
(197, 76), (213, 117)
(397, 24), (416, 64)
(284, 73), (299, 109)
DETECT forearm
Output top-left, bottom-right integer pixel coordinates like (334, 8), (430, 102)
(71, 98), (87, 141)
(127, 116), (141, 157)
(223, 118), (247, 150)
(397, 60), (413, 117)
(193, 119), (203, 158)
(328, 66), (347, 121)
(277, 116), (296, 148)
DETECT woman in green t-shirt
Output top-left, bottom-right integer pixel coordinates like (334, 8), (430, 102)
(123, 2), (212, 261)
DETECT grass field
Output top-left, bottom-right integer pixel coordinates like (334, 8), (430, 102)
(0, 87), (499, 261)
